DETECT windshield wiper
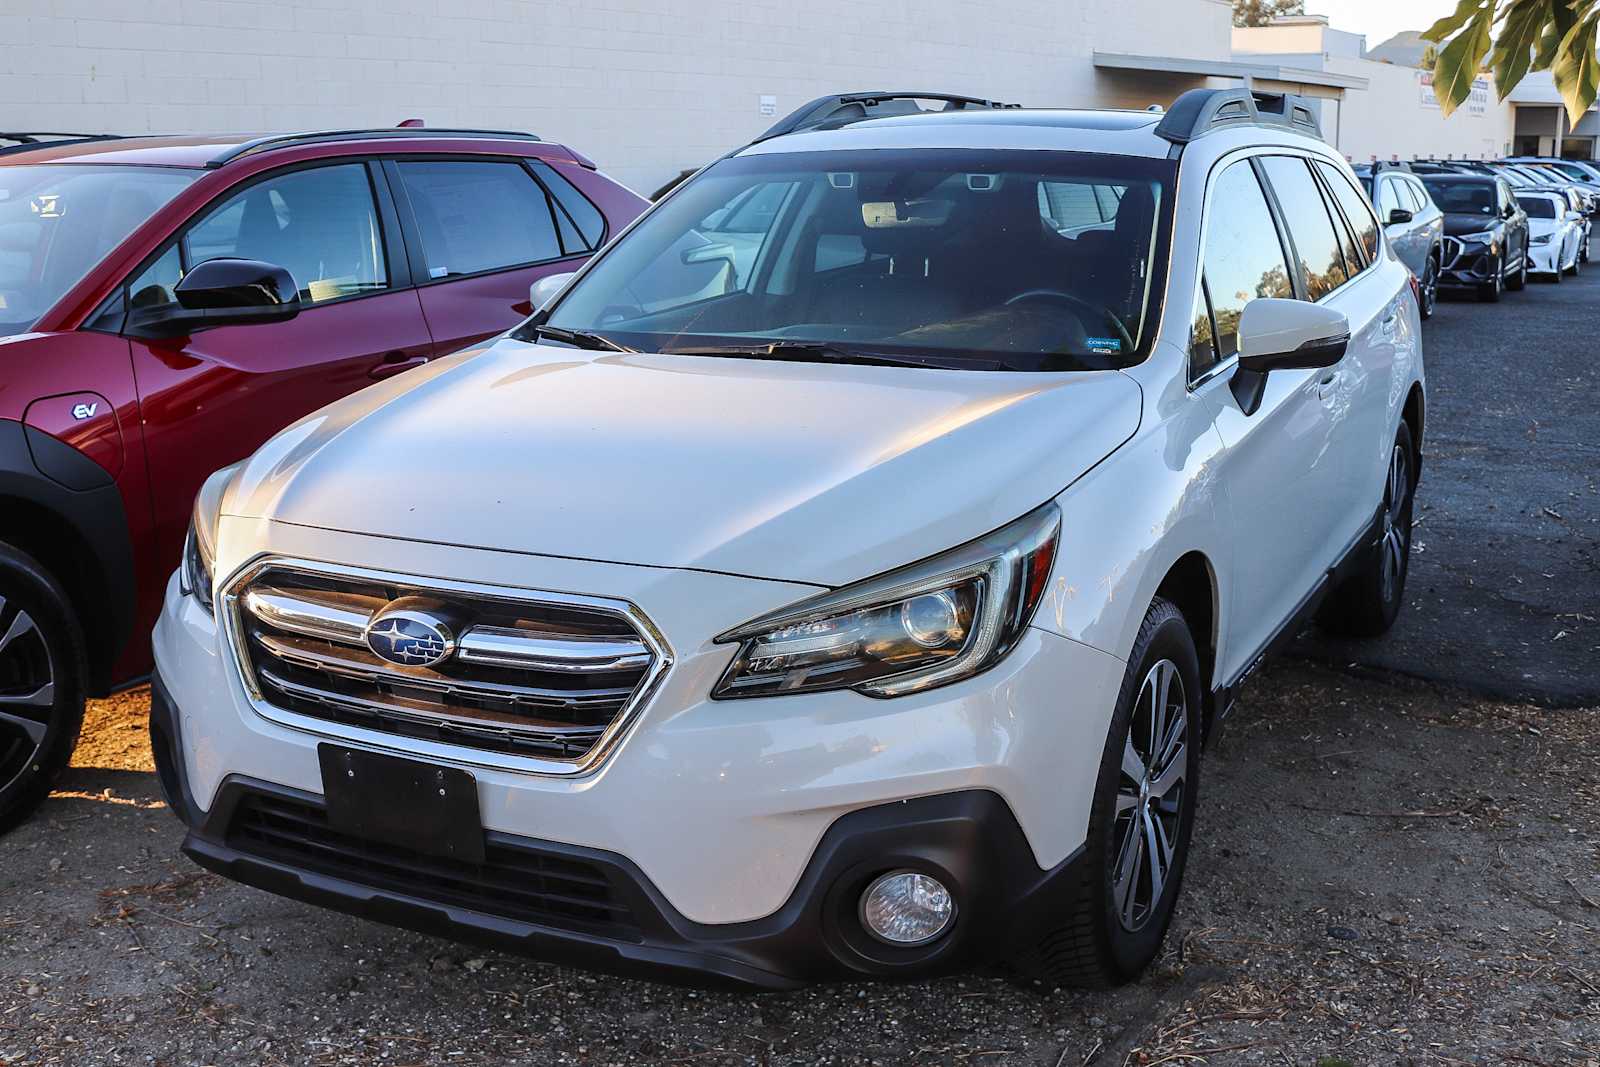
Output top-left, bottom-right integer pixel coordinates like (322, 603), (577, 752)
(531, 325), (634, 353)
(658, 341), (962, 370)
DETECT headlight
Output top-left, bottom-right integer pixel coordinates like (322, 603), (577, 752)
(712, 502), (1060, 699)
(1457, 230), (1495, 245)
(1532, 233), (1553, 245)
(178, 463), (241, 614)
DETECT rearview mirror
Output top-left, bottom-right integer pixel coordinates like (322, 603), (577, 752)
(1388, 208), (1414, 224)
(1230, 298), (1350, 414)
(129, 258), (301, 338)
(529, 271), (576, 314)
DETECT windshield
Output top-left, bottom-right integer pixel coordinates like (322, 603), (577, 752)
(541, 149), (1175, 371)
(1423, 180), (1496, 215)
(0, 164), (195, 336)
(1519, 196), (1558, 220)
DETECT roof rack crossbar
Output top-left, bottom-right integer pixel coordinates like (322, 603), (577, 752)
(205, 127), (542, 168)
(753, 91), (1020, 144)
(1153, 88), (1321, 146)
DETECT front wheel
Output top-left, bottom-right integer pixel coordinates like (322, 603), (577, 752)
(1317, 422), (1417, 638)
(1507, 251), (1528, 291)
(1418, 255), (1438, 320)
(1011, 598), (1201, 988)
(0, 543), (87, 834)
(1477, 260), (1503, 302)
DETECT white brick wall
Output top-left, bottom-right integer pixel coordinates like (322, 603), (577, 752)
(1, 0), (1233, 192)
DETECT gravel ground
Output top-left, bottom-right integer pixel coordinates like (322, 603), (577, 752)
(1295, 267), (1600, 707)
(2, 661), (1595, 1066)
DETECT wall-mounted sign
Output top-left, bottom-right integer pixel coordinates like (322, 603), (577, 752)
(759, 94), (777, 117)
(1420, 70), (1489, 115)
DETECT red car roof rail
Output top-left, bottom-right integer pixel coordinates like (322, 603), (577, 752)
(752, 92), (1020, 144)
(0, 132), (124, 157)
(206, 128), (543, 168)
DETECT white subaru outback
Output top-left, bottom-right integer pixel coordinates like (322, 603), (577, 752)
(153, 89), (1425, 989)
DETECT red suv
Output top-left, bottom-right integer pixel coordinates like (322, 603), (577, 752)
(0, 128), (646, 828)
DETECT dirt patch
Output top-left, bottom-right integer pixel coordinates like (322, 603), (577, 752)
(0, 662), (1595, 1066)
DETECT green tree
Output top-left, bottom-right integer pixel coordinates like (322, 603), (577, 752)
(1424, 0), (1599, 123)
(1232, 0), (1305, 28)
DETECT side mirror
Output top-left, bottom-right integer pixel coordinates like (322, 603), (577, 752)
(529, 271), (576, 314)
(1231, 298), (1350, 415)
(129, 258), (301, 338)
(1388, 208), (1414, 224)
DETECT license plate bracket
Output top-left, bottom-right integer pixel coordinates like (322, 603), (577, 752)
(318, 745), (485, 864)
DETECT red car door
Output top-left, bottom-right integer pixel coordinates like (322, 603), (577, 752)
(384, 157), (601, 354)
(119, 160), (435, 585)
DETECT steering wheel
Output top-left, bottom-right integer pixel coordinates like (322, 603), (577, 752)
(1004, 289), (1135, 354)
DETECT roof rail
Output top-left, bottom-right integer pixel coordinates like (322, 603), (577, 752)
(0, 132), (123, 158)
(1153, 88), (1321, 146)
(205, 127), (542, 168)
(753, 92), (1020, 144)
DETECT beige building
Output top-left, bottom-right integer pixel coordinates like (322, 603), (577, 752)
(3, 0), (1249, 193)
(1233, 16), (1515, 163)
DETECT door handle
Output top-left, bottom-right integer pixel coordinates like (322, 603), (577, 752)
(369, 352), (429, 380)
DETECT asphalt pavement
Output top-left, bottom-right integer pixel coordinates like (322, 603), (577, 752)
(1295, 265), (1600, 706)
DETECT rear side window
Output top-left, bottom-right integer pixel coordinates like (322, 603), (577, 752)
(1403, 180), (1429, 213)
(1317, 162), (1379, 267)
(526, 159), (605, 251)
(398, 160), (562, 278)
(1194, 159), (1293, 376)
(184, 163), (388, 304)
(1259, 156), (1349, 300)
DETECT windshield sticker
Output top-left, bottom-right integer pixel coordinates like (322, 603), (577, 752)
(1085, 336), (1123, 353)
(30, 194), (64, 218)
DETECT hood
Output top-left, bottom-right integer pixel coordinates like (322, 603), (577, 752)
(225, 338), (1142, 588)
(1442, 212), (1504, 237)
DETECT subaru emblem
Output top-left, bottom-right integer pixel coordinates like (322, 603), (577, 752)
(365, 600), (457, 668)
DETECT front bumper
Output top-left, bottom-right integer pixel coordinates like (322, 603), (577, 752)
(152, 522), (1126, 987)
(152, 674), (1089, 989)
(1438, 242), (1498, 288)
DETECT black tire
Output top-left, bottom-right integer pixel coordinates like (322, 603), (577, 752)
(1419, 255), (1438, 321)
(1507, 251), (1527, 291)
(1552, 261), (1564, 284)
(1566, 250), (1580, 277)
(1477, 259), (1503, 302)
(1317, 421), (1417, 639)
(1011, 598), (1201, 988)
(0, 542), (87, 835)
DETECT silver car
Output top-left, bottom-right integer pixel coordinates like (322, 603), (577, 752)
(1356, 164), (1445, 319)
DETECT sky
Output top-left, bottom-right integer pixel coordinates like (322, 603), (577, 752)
(1305, 0), (1458, 49)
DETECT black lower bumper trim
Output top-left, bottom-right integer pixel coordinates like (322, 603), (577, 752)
(152, 671), (1087, 989)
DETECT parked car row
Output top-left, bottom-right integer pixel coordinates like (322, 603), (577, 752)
(1358, 156), (1594, 302)
(5, 91), (1428, 992)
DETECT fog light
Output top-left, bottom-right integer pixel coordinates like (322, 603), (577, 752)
(859, 870), (955, 946)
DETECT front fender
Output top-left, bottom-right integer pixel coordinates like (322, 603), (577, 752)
(1031, 355), (1231, 687)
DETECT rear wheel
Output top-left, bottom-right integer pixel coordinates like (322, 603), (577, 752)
(1317, 422), (1416, 639)
(0, 543), (86, 835)
(1011, 598), (1201, 988)
(1418, 255), (1438, 320)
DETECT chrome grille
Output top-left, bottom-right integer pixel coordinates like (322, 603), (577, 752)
(225, 561), (669, 771)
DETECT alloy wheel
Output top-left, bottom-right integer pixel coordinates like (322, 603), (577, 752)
(1112, 659), (1189, 933)
(1379, 444), (1412, 604)
(0, 594), (55, 798)
(1421, 259), (1438, 317)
